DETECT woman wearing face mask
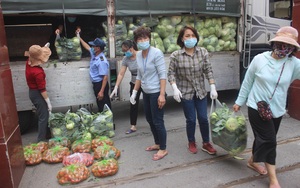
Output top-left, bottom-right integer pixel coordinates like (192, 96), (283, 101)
(233, 26), (300, 188)
(168, 25), (218, 155)
(110, 40), (142, 134)
(130, 26), (168, 161)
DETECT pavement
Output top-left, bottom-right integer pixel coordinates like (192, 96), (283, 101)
(19, 90), (300, 188)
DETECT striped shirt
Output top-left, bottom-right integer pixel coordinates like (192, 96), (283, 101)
(168, 47), (215, 100)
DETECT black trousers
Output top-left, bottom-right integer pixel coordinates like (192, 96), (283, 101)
(129, 82), (142, 125)
(248, 107), (282, 165)
(93, 81), (111, 112)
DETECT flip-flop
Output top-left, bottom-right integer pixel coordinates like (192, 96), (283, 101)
(145, 145), (160, 151)
(125, 129), (136, 134)
(247, 163), (268, 175)
(152, 151), (168, 161)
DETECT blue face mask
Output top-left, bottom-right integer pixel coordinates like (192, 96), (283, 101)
(137, 41), (150, 50)
(91, 47), (96, 55)
(124, 50), (133, 57)
(184, 38), (197, 48)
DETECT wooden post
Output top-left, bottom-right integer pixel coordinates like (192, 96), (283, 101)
(106, 0), (116, 58)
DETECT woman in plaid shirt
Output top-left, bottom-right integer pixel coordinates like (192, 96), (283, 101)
(168, 26), (218, 155)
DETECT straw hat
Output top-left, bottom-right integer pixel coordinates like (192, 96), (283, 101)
(25, 45), (51, 66)
(269, 26), (300, 50)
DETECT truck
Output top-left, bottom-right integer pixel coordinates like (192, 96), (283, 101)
(1, 0), (294, 133)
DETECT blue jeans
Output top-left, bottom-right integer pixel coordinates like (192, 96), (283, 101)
(181, 95), (210, 143)
(143, 92), (167, 150)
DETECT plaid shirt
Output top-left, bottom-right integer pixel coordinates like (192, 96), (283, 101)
(168, 47), (215, 100)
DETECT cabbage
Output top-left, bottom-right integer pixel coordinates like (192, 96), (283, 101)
(208, 35), (218, 46)
(206, 45), (215, 52)
(223, 22), (237, 30)
(215, 45), (222, 52)
(218, 39), (225, 47)
(225, 117), (239, 132)
(208, 27), (216, 35)
(175, 24), (184, 33)
(199, 28), (209, 37)
(229, 41), (237, 50)
(204, 18), (213, 28)
(203, 38), (210, 46)
(170, 16), (182, 25)
(195, 20), (204, 31)
(159, 17), (172, 25)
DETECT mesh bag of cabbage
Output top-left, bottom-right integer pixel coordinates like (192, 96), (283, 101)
(209, 99), (247, 156)
(55, 37), (82, 61)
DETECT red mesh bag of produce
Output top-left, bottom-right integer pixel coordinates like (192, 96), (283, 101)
(91, 136), (114, 151)
(42, 145), (70, 163)
(71, 139), (91, 153)
(48, 137), (71, 149)
(91, 158), (118, 177)
(57, 164), (90, 185)
(93, 144), (120, 160)
(24, 148), (43, 165)
(62, 153), (94, 167)
(24, 141), (48, 153)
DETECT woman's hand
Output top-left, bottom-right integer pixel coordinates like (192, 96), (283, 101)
(233, 104), (241, 112)
(158, 95), (166, 109)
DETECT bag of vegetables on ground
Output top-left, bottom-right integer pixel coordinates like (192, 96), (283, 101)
(209, 99), (247, 156)
(57, 163), (90, 185)
(91, 158), (119, 178)
(89, 104), (115, 138)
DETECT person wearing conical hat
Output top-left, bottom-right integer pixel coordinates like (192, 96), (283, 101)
(25, 43), (52, 142)
(233, 26), (300, 188)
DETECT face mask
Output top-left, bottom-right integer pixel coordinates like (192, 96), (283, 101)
(184, 38), (197, 49)
(91, 47), (96, 55)
(125, 50), (133, 57)
(273, 43), (295, 58)
(137, 41), (150, 50)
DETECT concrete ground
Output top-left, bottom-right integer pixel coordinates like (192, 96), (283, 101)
(19, 90), (300, 188)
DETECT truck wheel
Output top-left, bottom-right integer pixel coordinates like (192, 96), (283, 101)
(18, 111), (34, 134)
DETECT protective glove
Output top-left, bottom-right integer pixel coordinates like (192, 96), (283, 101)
(45, 98), (52, 112)
(210, 84), (218, 99)
(44, 42), (50, 47)
(110, 86), (118, 98)
(130, 90), (137, 105)
(172, 83), (182, 103)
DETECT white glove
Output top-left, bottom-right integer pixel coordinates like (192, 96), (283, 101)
(45, 98), (52, 112)
(130, 90), (137, 105)
(110, 86), (118, 98)
(44, 42), (50, 47)
(210, 84), (218, 99)
(172, 83), (182, 103)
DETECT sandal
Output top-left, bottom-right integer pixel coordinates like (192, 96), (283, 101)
(145, 145), (160, 151)
(152, 151), (168, 161)
(125, 129), (136, 134)
(247, 162), (268, 175)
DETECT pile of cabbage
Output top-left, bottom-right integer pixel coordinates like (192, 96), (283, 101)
(103, 15), (237, 55)
(49, 105), (115, 142)
(210, 103), (247, 156)
(55, 37), (82, 61)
